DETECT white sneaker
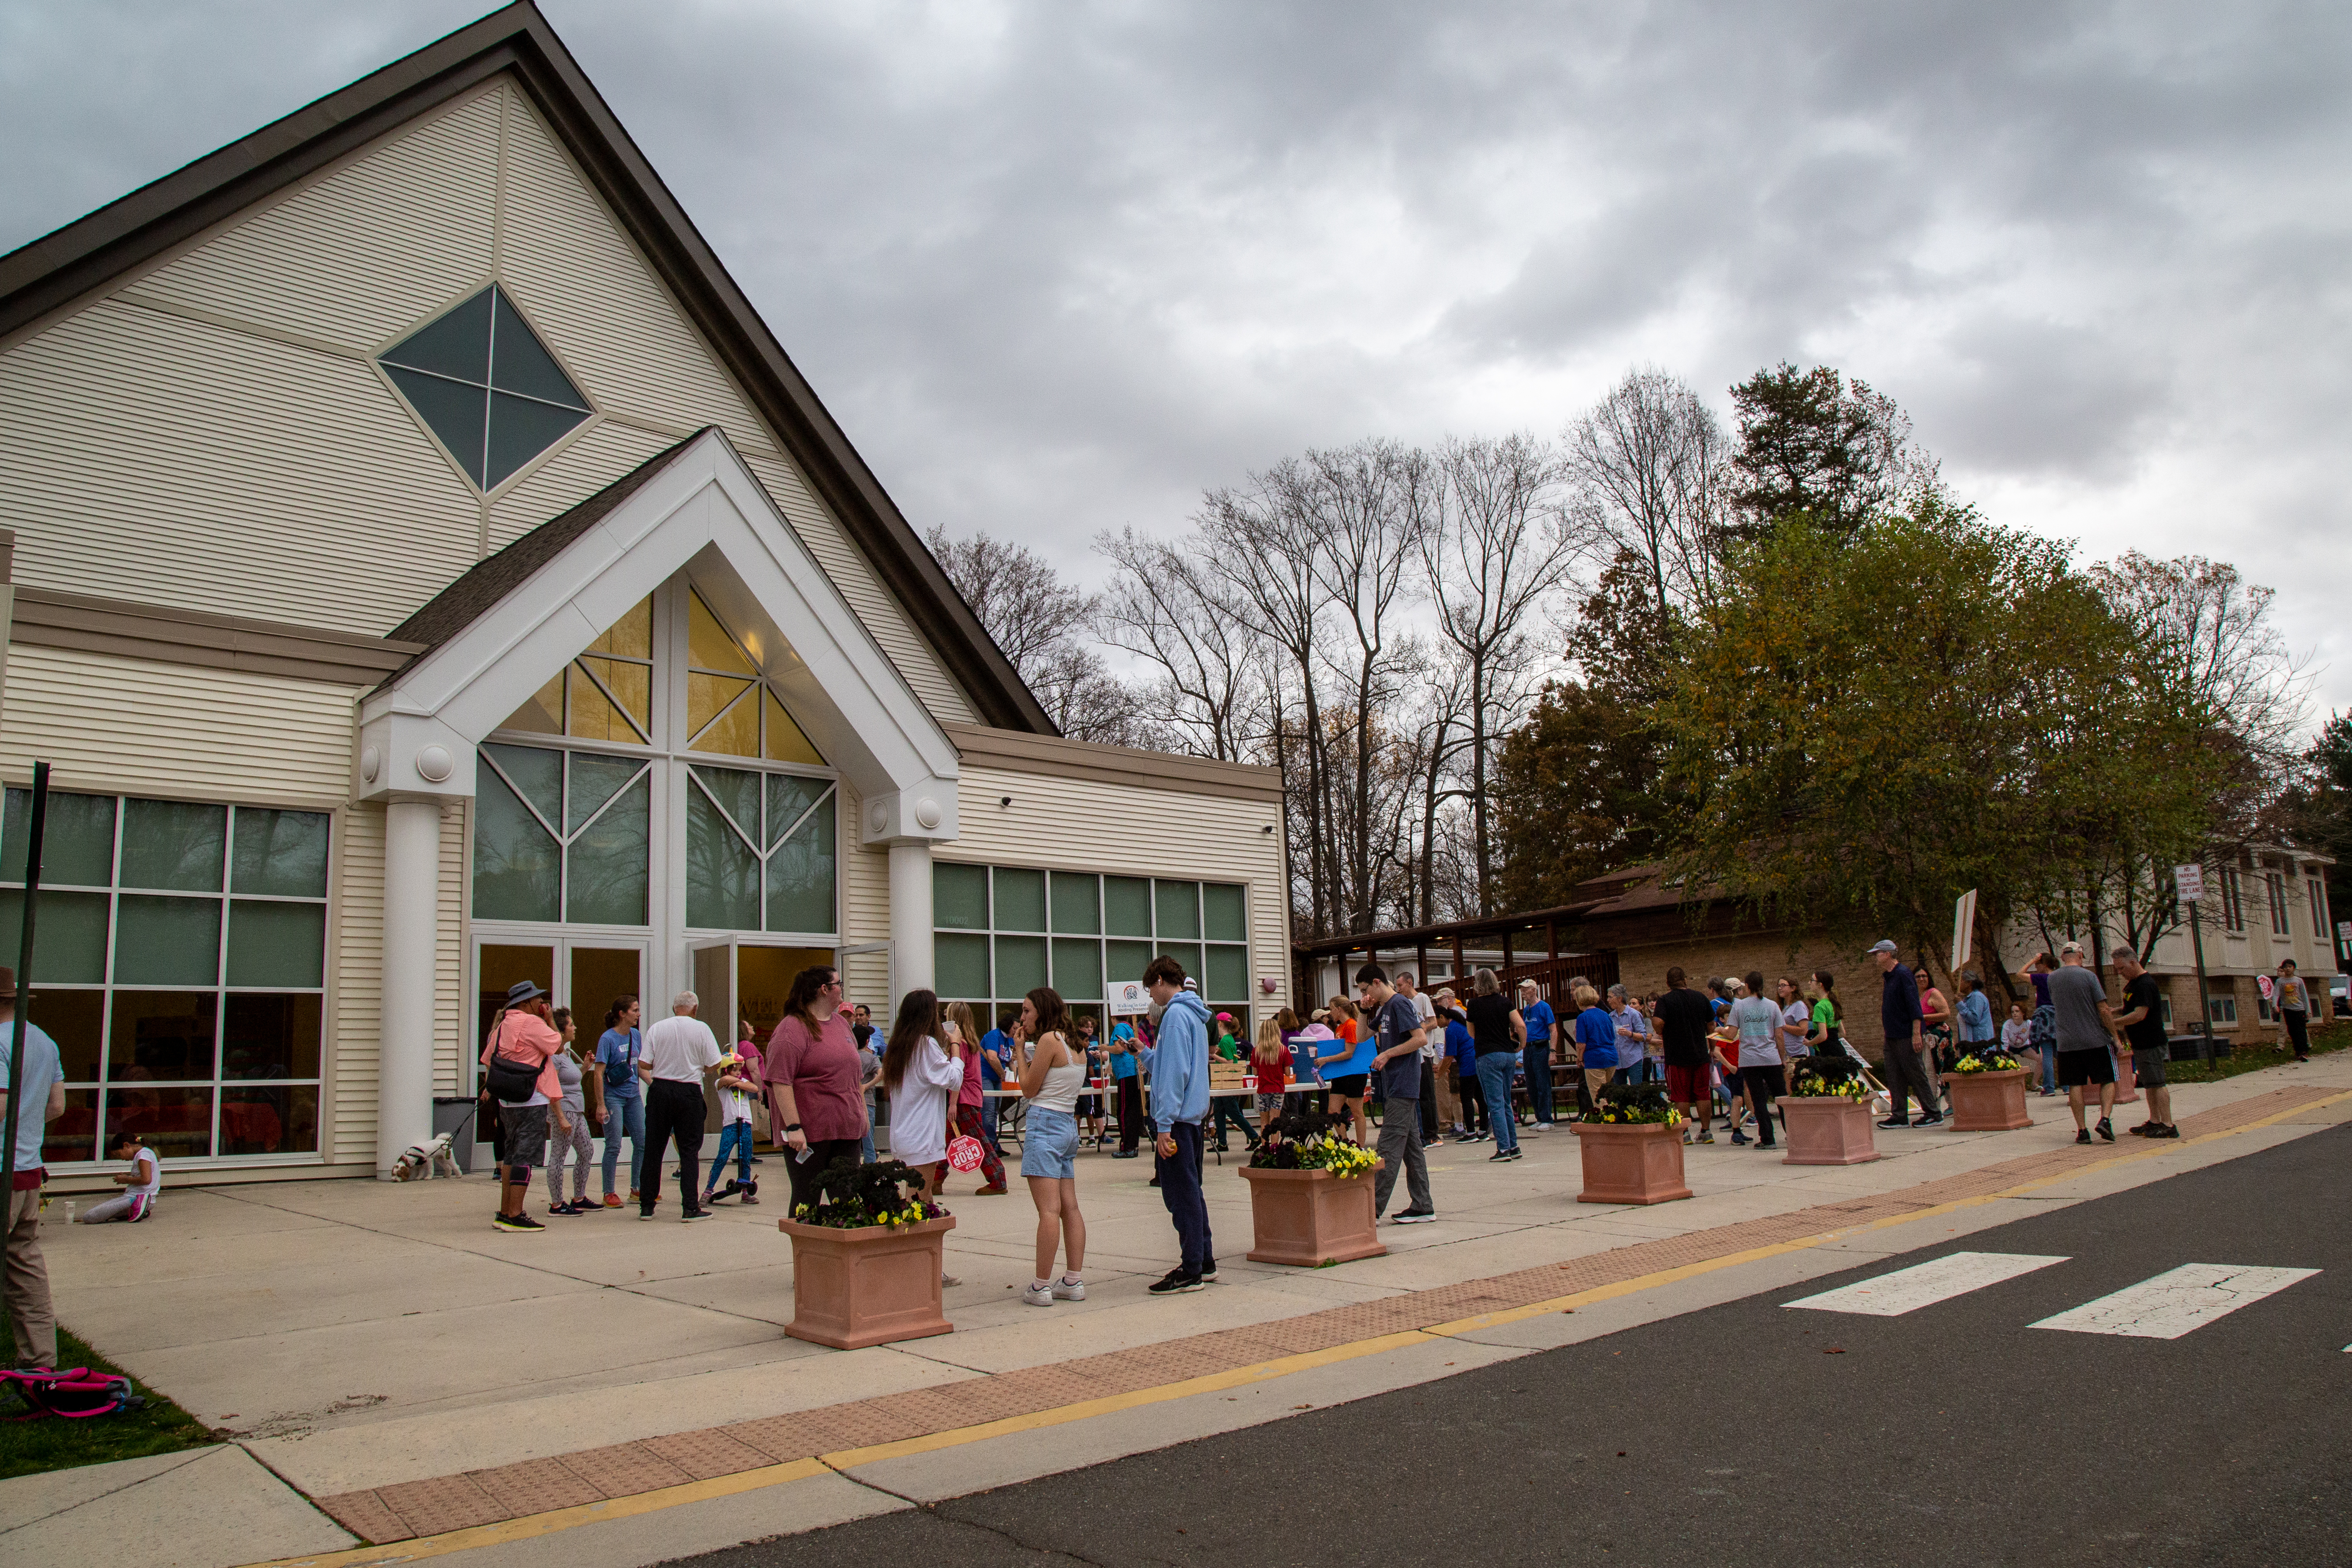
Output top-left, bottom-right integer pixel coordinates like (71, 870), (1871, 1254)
(1052, 1277), (1086, 1301)
(1022, 1281), (1055, 1307)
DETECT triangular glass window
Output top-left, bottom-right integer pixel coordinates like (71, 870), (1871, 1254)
(380, 285), (590, 490)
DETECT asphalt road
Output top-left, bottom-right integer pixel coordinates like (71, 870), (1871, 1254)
(669, 1123), (2352, 1568)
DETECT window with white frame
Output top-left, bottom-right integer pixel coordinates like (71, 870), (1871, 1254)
(476, 582), (837, 938)
(933, 864), (1250, 1030)
(2266, 872), (2290, 936)
(2309, 878), (2328, 939)
(2209, 994), (2238, 1026)
(0, 791), (328, 1165)
(2219, 865), (2245, 932)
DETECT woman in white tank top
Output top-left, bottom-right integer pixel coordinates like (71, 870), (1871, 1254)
(1016, 986), (1088, 1307)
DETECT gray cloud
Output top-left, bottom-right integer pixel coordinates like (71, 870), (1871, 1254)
(5, 0), (2348, 707)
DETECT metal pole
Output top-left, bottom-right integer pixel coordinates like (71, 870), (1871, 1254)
(3, 762), (51, 1203)
(2188, 899), (2215, 1066)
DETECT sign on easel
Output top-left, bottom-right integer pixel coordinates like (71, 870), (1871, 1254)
(1952, 889), (1978, 967)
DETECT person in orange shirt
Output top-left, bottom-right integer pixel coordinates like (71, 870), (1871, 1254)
(481, 979), (569, 1234)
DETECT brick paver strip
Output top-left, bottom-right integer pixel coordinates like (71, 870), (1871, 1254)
(316, 1083), (2334, 1543)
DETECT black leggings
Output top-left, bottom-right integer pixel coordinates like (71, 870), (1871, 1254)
(785, 1135), (864, 1217)
(1458, 1067), (1488, 1133)
(1741, 1065), (1787, 1147)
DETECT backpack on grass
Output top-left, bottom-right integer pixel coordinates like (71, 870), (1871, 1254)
(1, 1367), (146, 1420)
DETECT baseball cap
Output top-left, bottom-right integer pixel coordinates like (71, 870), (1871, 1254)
(1866, 940), (1898, 957)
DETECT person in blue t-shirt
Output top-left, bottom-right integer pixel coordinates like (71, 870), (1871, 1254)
(1108, 1019), (1147, 1157)
(1573, 984), (1618, 1103)
(1517, 980), (1559, 1126)
(594, 996), (644, 1207)
(1434, 990), (1484, 1139)
(978, 1020), (1016, 1142)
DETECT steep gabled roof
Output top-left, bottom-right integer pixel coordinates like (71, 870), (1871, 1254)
(387, 429), (699, 657)
(0, 0), (1053, 735)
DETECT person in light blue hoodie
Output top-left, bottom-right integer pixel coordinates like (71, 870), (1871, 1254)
(1142, 957), (1213, 1293)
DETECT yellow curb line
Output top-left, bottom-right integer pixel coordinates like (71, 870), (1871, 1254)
(245, 1083), (2352, 1567)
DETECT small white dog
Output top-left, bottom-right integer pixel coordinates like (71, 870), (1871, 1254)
(392, 1133), (463, 1181)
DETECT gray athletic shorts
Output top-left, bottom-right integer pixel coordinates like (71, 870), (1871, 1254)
(2132, 1048), (2168, 1088)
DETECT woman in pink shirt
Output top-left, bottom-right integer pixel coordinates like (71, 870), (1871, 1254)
(952, 1011), (1008, 1196)
(480, 979), (569, 1234)
(763, 965), (868, 1218)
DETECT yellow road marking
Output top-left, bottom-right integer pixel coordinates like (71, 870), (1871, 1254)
(243, 1083), (2352, 1567)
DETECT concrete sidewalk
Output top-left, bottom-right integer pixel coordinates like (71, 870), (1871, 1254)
(19, 1051), (2352, 1566)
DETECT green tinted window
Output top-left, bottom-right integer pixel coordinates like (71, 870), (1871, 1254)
(472, 768), (560, 922)
(1050, 872), (1101, 934)
(227, 901), (326, 988)
(934, 863), (989, 928)
(1203, 883), (1247, 942)
(119, 799), (225, 892)
(1204, 944), (1249, 1002)
(1105, 940), (1155, 990)
(1053, 938), (1104, 1001)
(0, 890), (109, 983)
(993, 867), (1046, 932)
(935, 932), (991, 1000)
(1154, 880), (1200, 939)
(994, 935), (1047, 998)
(3, 790), (117, 886)
(1103, 876), (1152, 936)
(114, 896), (221, 987)
(766, 794), (835, 935)
(231, 809), (329, 898)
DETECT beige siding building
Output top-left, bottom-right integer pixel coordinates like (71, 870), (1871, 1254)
(0, 4), (1288, 1186)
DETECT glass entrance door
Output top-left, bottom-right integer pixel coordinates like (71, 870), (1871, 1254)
(472, 937), (648, 1089)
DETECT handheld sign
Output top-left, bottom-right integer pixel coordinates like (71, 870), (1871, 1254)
(946, 1135), (985, 1173)
(1107, 979), (1150, 1017)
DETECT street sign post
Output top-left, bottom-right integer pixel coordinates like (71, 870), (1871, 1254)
(2176, 863), (2217, 1063)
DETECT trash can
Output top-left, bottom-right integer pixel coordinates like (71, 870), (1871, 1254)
(2166, 1032), (2226, 1064)
(434, 1095), (484, 1174)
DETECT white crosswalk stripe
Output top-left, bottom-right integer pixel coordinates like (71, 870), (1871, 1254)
(1783, 1251), (2071, 1317)
(2030, 1264), (2321, 1340)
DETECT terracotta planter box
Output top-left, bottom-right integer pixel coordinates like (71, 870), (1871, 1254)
(1775, 1096), (1882, 1165)
(778, 1213), (956, 1349)
(1238, 1161), (1387, 1266)
(1940, 1068), (2033, 1131)
(1571, 1122), (1692, 1205)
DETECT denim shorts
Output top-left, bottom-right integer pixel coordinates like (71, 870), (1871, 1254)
(1021, 1106), (1080, 1179)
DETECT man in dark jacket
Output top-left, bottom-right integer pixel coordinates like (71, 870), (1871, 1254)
(1871, 940), (1941, 1127)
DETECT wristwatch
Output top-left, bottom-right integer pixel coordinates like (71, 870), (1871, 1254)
(784, 1122), (803, 1133)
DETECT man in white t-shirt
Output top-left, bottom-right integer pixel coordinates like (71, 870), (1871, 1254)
(636, 991), (721, 1222)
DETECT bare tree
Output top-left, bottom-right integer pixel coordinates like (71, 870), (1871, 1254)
(1408, 640), (1477, 927)
(924, 525), (1137, 744)
(1092, 527), (1264, 761)
(1297, 441), (1427, 934)
(1420, 432), (1575, 912)
(1199, 465), (1339, 935)
(1563, 367), (1732, 625)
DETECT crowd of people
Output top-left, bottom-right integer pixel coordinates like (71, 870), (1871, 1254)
(448, 940), (2302, 1309)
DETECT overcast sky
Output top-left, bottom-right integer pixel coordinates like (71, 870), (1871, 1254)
(5, 2), (2348, 715)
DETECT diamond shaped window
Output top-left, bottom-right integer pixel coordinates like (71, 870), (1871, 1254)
(380, 285), (590, 490)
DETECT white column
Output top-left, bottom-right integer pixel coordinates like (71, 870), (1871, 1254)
(377, 800), (442, 1177)
(888, 839), (934, 1011)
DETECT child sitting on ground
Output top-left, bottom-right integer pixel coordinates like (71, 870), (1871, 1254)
(79, 1132), (160, 1222)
